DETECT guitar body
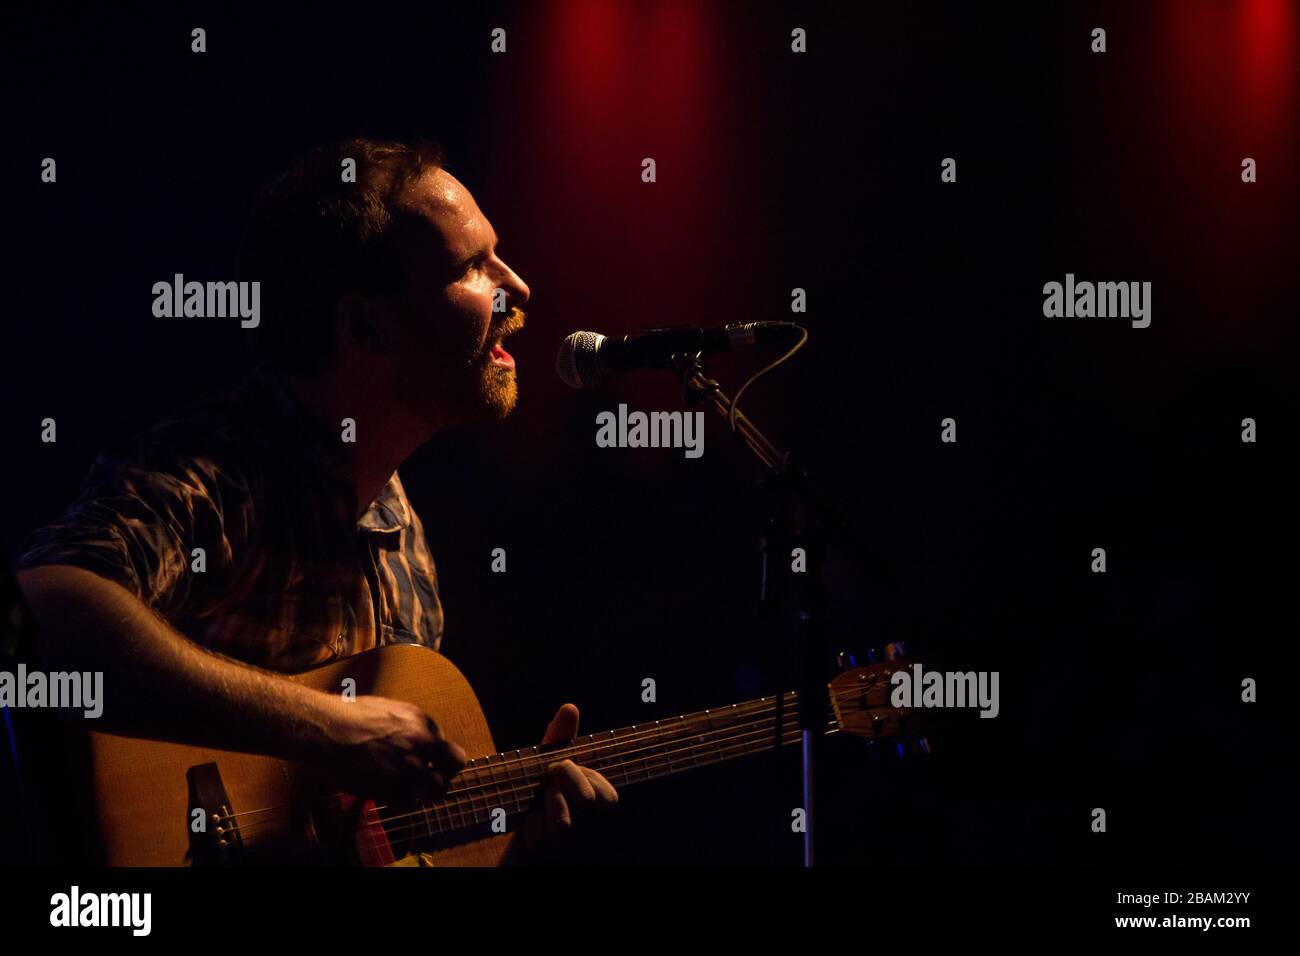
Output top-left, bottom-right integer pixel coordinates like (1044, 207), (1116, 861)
(81, 645), (514, 866)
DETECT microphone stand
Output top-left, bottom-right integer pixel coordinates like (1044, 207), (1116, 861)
(668, 352), (852, 868)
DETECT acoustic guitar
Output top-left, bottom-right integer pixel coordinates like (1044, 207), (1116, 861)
(33, 643), (923, 865)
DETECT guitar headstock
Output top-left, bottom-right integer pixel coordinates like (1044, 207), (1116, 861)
(828, 659), (931, 753)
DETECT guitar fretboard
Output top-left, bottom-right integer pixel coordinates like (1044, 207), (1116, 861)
(400, 690), (832, 839)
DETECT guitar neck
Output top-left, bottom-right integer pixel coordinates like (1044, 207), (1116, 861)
(407, 689), (835, 838)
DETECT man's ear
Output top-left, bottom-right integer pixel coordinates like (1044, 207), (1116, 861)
(334, 293), (392, 358)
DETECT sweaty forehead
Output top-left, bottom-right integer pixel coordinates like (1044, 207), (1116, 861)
(400, 168), (487, 253)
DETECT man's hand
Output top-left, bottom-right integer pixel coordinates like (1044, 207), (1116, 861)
(323, 695), (467, 802)
(522, 703), (618, 847)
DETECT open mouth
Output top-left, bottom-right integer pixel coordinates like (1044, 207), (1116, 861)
(486, 311), (525, 370)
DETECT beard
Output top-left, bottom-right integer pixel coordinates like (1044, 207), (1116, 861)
(475, 305), (525, 418)
(394, 354), (517, 429)
(394, 307), (524, 428)
(477, 359), (519, 419)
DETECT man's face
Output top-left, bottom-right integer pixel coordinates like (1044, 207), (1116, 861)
(382, 168), (530, 428)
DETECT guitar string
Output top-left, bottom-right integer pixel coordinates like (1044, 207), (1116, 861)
(215, 682), (899, 839)
(377, 725), (833, 848)
(332, 723), (832, 863)
(373, 707), (821, 832)
(375, 704), (855, 837)
(223, 681), (888, 825)
(231, 705), (906, 850)
(369, 695), (820, 808)
(348, 723), (811, 848)
(212, 685), (869, 828)
(214, 700), (815, 839)
(230, 718), (820, 847)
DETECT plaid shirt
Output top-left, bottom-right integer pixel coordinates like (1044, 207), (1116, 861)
(13, 366), (444, 673)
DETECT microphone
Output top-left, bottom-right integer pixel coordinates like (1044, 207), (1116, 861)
(556, 322), (802, 390)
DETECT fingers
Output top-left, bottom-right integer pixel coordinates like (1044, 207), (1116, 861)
(550, 759), (597, 806)
(581, 766), (619, 806)
(544, 782), (571, 836)
(414, 718), (466, 799)
(541, 703), (580, 746)
(335, 697), (474, 802)
(542, 760), (618, 835)
(434, 736), (469, 770)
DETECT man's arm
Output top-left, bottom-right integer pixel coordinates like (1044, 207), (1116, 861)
(16, 564), (465, 800)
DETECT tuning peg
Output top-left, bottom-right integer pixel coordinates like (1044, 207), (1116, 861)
(883, 641), (907, 661)
(863, 647), (879, 664)
(835, 651), (857, 672)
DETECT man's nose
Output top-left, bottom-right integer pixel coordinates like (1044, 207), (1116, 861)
(498, 260), (530, 307)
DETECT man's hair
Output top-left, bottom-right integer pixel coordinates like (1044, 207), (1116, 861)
(240, 137), (446, 376)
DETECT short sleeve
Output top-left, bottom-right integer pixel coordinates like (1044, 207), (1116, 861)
(14, 434), (258, 620)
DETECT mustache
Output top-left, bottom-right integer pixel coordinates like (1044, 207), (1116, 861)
(491, 306), (526, 338)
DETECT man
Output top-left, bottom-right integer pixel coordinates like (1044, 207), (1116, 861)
(13, 138), (617, 858)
